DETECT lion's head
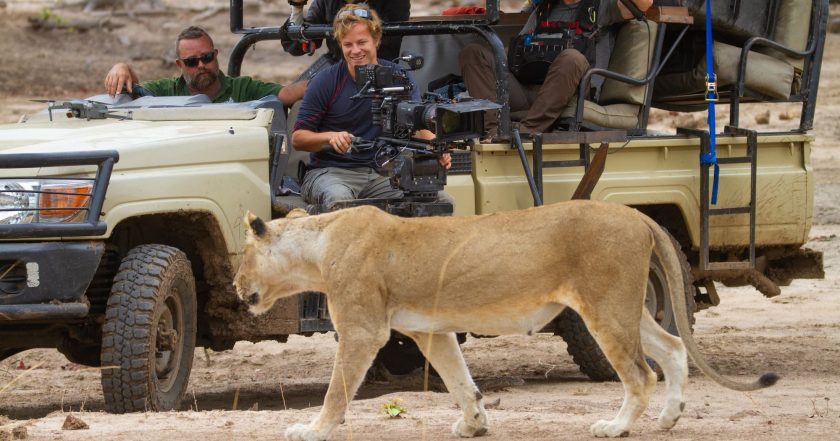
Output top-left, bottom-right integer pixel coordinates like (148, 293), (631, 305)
(233, 208), (312, 315)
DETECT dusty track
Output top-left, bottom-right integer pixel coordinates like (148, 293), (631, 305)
(1, 2), (839, 440)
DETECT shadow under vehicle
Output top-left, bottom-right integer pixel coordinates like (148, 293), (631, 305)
(0, 0), (827, 412)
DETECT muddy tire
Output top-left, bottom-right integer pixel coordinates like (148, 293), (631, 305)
(374, 335), (429, 376)
(373, 332), (467, 376)
(557, 230), (696, 381)
(100, 244), (197, 413)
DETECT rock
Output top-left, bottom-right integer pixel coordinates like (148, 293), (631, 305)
(10, 426), (25, 440)
(61, 415), (89, 431)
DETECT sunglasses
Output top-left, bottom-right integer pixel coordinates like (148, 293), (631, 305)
(337, 8), (372, 20)
(180, 51), (216, 68)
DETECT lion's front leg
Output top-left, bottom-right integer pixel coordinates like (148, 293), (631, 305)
(402, 331), (489, 438)
(285, 324), (390, 441)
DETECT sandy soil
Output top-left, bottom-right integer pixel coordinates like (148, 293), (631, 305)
(1, 2), (840, 440)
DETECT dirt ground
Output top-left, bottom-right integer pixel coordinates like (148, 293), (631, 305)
(2, 1), (840, 440)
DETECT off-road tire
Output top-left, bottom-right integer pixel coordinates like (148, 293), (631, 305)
(374, 334), (431, 376)
(100, 244), (197, 413)
(557, 230), (696, 381)
(373, 332), (468, 377)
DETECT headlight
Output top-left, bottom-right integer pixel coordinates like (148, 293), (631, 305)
(0, 179), (93, 225)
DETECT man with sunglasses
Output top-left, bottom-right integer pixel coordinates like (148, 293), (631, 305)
(104, 26), (304, 106)
(292, 4), (452, 211)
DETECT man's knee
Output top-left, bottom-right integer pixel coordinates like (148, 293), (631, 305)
(321, 186), (355, 210)
(552, 49), (590, 78)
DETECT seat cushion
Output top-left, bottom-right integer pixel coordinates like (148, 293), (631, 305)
(561, 100), (641, 129)
(654, 41), (794, 99)
(757, 0), (811, 70)
(599, 19), (658, 106)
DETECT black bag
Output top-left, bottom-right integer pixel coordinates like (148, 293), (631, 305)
(508, 32), (597, 85)
(507, 0), (599, 85)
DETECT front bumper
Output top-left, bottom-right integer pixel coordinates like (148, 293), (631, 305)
(0, 241), (103, 321)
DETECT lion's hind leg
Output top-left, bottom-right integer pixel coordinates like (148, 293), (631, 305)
(640, 310), (688, 430)
(402, 331), (489, 438)
(581, 313), (657, 438)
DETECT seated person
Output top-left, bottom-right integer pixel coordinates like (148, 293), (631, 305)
(283, 0), (411, 63)
(458, 0), (652, 139)
(292, 3), (452, 211)
(104, 26), (305, 105)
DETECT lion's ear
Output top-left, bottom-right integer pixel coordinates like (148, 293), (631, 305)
(245, 210), (267, 238)
(286, 208), (309, 219)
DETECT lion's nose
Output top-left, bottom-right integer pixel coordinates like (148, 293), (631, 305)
(247, 293), (259, 305)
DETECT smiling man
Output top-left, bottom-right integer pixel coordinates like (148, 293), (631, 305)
(292, 3), (451, 211)
(103, 26), (304, 106)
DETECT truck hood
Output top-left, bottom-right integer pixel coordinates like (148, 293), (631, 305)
(0, 107), (276, 172)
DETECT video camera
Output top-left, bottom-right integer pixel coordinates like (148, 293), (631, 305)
(349, 55), (500, 215)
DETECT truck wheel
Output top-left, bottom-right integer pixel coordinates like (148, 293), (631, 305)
(373, 332), (467, 376)
(100, 244), (197, 413)
(557, 231), (696, 381)
(374, 334), (430, 376)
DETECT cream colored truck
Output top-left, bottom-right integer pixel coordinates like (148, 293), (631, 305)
(0, 0), (826, 412)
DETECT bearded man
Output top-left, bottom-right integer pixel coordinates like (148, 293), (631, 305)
(103, 26), (304, 105)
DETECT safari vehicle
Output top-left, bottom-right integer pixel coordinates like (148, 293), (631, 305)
(0, 0), (827, 413)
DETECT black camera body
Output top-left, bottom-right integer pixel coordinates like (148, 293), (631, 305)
(349, 59), (499, 215)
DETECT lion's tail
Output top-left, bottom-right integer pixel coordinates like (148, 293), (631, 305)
(644, 215), (779, 392)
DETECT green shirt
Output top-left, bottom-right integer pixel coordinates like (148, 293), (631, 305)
(141, 72), (282, 103)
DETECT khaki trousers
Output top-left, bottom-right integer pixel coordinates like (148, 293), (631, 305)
(458, 43), (589, 135)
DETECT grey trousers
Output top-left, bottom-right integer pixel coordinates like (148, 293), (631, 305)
(301, 166), (454, 211)
(458, 43), (590, 135)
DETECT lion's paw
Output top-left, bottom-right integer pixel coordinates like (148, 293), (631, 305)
(658, 402), (685, 430)
(285, 423), (329, 441)
(451, 413), (489, 438)
(590, 419), (630, 438)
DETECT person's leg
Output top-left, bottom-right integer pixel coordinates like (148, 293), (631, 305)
(301, 167), (368, 211)
(520, 48), (590, 133)
(459, 43), (530, 138)
(359, 171), (404, 200)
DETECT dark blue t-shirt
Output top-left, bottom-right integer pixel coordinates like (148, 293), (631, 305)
(294, 59), (420, 169)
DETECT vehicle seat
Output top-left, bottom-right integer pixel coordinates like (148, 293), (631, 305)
(510, 19), (660, 133)
(652, 0), (814, 111)
(562, 19), (660, 132)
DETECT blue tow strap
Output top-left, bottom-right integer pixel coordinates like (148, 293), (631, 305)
(701, 0), (720, 205)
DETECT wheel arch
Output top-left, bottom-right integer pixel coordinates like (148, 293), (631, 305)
(106, 211), (236, 347)
(630, 204), (693, 258)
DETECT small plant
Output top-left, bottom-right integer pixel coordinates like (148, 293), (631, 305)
(381, 397), (407, 418)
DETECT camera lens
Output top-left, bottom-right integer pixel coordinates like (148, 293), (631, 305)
(438, 109), (463, 136)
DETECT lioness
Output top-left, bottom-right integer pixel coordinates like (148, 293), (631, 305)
(234, 200), (777, 440)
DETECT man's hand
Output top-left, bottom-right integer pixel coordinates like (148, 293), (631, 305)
(104, 63), (140, 98)
(328, 131), (354, 154)
(439, 153), (452, 170)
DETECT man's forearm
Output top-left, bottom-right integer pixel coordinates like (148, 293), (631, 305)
(278, 80), (308, 107)
(292, 129), (327, 152)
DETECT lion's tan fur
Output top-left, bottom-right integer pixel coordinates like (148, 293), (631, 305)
(234, 200), (774, 441)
